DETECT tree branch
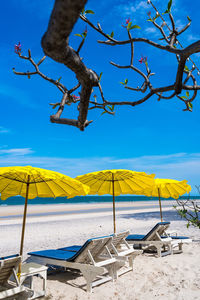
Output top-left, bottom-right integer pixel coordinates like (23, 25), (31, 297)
(41, 0), (99, 130)
(13, 0), (200, 129)
(13, 51), (67, 94)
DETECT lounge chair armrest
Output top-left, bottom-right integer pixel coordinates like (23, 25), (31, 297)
(95, 258), (116, 267)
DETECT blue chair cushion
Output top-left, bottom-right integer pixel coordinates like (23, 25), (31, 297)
(28, 249), (78, 261)
(144, 222), (170, 240)
(59, 246), (82, 252)
(157, 222), (170, 226)
(0, 254), (19, 260)
(164, 236), (190, 239)
(126, 234), (145, 241)
(29, 235), (112, 262)
(126, 222), (171, 242)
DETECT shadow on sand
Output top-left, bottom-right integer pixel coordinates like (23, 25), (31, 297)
(119, 210), (184, 222)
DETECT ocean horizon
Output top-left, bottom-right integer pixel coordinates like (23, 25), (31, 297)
(0, 195), (198, 206)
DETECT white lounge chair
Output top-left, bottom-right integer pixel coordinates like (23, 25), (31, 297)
(126, 222), (183, 257)
(0, 254), (33, 299)
(27, 236), (124, 293)
(108, 231), (143, 276)
(161, 223), (192, 245)
(60, 231), (142, 277)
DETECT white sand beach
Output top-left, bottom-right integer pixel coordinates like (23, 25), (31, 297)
(0, 201), (200, 299)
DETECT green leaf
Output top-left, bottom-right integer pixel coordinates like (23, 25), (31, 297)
(110, 31), (114, 38)
(111, 105), (115, 111)
(188, 102), (193, 109)
(187, 16), (191, 22)
(186, 223), (190, 228)
(82, 32), (87, 38)
(147, 18), (153, 22)
(74, 33), (83, 38)
(85, 10), (94, 14)
(81, 8), (85, 15)
(99, 72), (103, 81)
(101, 111), (107, 116)
(120, 82), (125, 85)
(167, 0), (173, 12)
(186, 91), (189, 97)
(184, 65), (189, 72)
(163, 0), (172, 14)
(124, 78), (128, 85)
(107, 105), (112, 111)
(180, 96), (187, 100)
(127, 22), (132, 31)
(57, 77), (62, 82)
(129, 25), (141, 30)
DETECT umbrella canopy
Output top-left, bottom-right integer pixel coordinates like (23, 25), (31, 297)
(0, 166), (89, 200)
(76, 169), (155, 233)
(0, 166), (90, 261)
(145, 178), (191, 221)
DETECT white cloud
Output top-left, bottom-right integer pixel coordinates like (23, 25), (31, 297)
(0, 85), (39, 109)
(144, 27), (157, 34)
(113, 0), (149, 17)
(0, 126), (10, 134)
(187, 34), (200, 42)
(128, 1), (149, 13)
(0, 149), (199, 193)
(176, 20), (184, 30)
(0, 148), (34, 156)
(135, 1), (149, 10)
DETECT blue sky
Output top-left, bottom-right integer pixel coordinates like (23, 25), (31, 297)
(1, 0), (200, 193)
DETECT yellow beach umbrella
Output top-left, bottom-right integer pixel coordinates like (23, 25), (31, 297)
(76, 169), (155, 233)
(145, 178), (191, 222)
(0, 166), (90, 261)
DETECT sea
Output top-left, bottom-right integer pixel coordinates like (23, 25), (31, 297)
(0, 195), (199, 206)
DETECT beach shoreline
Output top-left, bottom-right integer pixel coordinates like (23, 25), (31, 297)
(0, 200), (177, 216)
(0, 200), (177, 226)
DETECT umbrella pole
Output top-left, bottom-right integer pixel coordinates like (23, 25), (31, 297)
(20, 175), (30, 257)
(158, 188), (163, 222)
(112, 174), (116, 233)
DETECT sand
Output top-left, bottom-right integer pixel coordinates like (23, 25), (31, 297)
(0, 201), (200, 299)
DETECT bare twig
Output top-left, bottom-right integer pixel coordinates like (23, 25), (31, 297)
(14, 51), (68, 94)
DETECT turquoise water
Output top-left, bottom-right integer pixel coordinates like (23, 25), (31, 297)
(0, 195), (197, 206)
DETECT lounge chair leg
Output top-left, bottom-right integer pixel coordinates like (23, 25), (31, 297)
(39, 270), (47, 296)
(169, 244), (173, 255)
(172, 242), (183, 254)
(128, 256), (133, 271)
(80, 269), (94, 293)
(156, 246), (161, 257)
(87, 282), (92, 293)
(79, 265), (104, 293)
(104, 264), (115, 281)
(111, 260), (125, 280)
